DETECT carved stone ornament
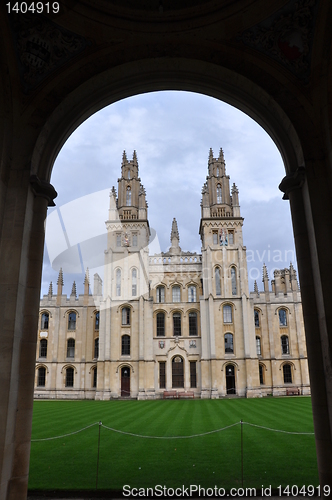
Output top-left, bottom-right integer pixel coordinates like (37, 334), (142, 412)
(240, 0), (318, 80)
(159, 341), (165, 349)
(279, 167), (306, 200)
(8, 13), (88, 92)
(30, 175), (57, 206)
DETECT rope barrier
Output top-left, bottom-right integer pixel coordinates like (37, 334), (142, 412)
(242, 421), (314, 435)
(101, 421), (240, 439)
(30, 420), (314, 441)
(31, 422), (99, 441)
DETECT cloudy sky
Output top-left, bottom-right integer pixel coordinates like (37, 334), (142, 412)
(41, 90), (296, 297)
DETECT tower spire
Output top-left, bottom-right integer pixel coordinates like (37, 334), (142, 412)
(170, 218), (181, 255)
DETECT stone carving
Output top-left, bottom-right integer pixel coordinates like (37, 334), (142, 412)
(9, 13), (88, 91)
(240, 0), (318, 80)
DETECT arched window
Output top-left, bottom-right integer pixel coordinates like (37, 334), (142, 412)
(172, 285), (181, 302)
(173, 312), (181, 336)
(279, 308), (287, 326)
(95, 311), (99, 330)
(225, 333), (234, 353)
(132, 268), (137, 296)
(283, 364), (292, 384)
(128, 170), (130, 180)
(38, 367), (46, 387)
(216, 167), (219, 177)
(189, 312), (198, 336)
(259, 364), (264, 385)
(156, 312), (165, 336)
(254, 310), (260, 327)
(122, 335), (130, 355)
(40, 312), (49, 330)
(156, 285), (165, 303)
(66, 367), (74, 387)
(215, 267), (221, 296)
(188, 285), (196, 302)
(93, 367), (97, 388)
(256, 336), (261, 356)
(94, 337), (99, 358)
(223, 305), (232, 323)
(67, 338), (75, 358)
(126, 186), (131, 206)
(116, 268), (121, 296)
(231, 267), (237, 295)
(216, 184), (222, 203)
(39, 339), (47, 358)
(68, 312), (76, 330)
(281, 335), (289, 355)
(122, 307), (130, 325)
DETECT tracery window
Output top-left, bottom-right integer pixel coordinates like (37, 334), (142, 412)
(66, 367), (74, 387)
(38, 367), (46, 387)
(126, 186), (131, 206)
(68, 312), (76, 330)
(122, 307), (130, 325)
(223, 304), (232, 323)
(217, 184), (222, 204)
(256, 336), (261, 356)
(172, 285), (181, 303)
(41, 312), (49, 330)
(283, 364), (292, 384)
(279, 308), (287, 327)
(67, 338), (75, 358)
(173, 312), (181, 336)
(259, 364), (264, 385)
(189, 312), (197, 336)
(281, 335), (289, 355)
(254, 310), (260, 327)
(94, 337), (99, 359)
(95, 311), (99, 330)
(39, 339), (47, 358)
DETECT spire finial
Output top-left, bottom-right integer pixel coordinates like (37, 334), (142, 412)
(122, 150), (128, 165)
(219, 147), (224, 160)
(209, 148), (213, 163)
(48, 282), (53, 297)
(71, 281), (77, 298)
(262, 263), (269, 281)
(171, 217), (179, 242)
(133, 150), (138, 165)
(84, 268), (90, 285)
(57, 268), (63, 286)
(254, 280), (259, 294)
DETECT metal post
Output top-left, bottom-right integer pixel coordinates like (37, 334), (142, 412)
(96, 421), (102, 490)
(241, 419), (244, 488)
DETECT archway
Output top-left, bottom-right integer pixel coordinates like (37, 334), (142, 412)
(225, 364), (236, 395)
(121, 366), (131, 397)
(172, 356), (184, 388)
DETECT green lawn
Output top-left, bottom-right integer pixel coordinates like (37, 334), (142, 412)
(28, 397), (318, 492)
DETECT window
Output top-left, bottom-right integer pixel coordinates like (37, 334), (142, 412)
(95, 311), (99, 330)
(225, 333), (234, 353)
(281, 335), (289, 355)
(188, 285), (196, 302)
(128, 170), (130, 180)
(116, 233), (121, 247)
(126, 186), (131, 206)
(39, 339), (47, 358)
(38, 367), (46, 387)
(259, 364), (264, 385)
(173, 312), (181, 336)
(40, 312), (49, 330)
(213, 231), (218, 244)
(68, 312), (76, 330)
(215, 267), (221, 296)
(172, 356), (184, 388)
(254, 310), (260, 327)
(116, 269), (121, 296)
(216, 167), (219, 177)
(256, 336), (261, 356)
(172, 285), (181, 303)
(156, 286), (165, 303)
(93, 367), (97, 388)
(231, 267), (237, 295)
(223, 305), (232, 323)
(279, 309), (287, 326)
(159, 361), (166, 389)
(228, 231), (234, 245)
(132, 233), (138, 246)
(217, 184), (222, 203)
(122, 307), (130, 325)
(66, 367), (74, 387)
(94, 337), (99, 358)
(67, 338), (75, 358)
(132, 269), (137, 296)
(156, 312), (165, 336)
(122, 335), (130, 355)
(189, 312), (197, 336)
(283, 364), (292, 384)
(190, 361), (197, 388)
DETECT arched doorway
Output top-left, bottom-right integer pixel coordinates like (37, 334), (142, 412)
(225, 364), (236, 395)
(121, 366), (130, 397)
(172, 356), (184, 388)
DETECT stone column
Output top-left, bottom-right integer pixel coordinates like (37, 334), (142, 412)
(0, 173), (56, 500)
(280, 166), (332, 488)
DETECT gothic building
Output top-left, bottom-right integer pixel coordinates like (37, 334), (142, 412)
(35, 150), (310, 399)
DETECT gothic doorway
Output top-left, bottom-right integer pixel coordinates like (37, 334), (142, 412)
(172, 356), (184, 388)
(226, 364), (236, 395)
(121, 366), (130, 397)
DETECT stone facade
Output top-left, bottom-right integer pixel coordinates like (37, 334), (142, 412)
(34, 150), (310, 400)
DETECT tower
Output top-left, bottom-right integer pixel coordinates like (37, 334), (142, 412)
(199, 148), (260, 398)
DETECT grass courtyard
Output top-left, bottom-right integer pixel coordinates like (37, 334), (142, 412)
(28, 397), (318, 493)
